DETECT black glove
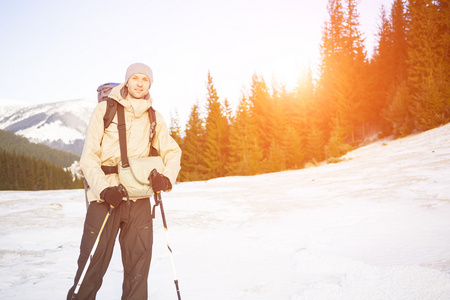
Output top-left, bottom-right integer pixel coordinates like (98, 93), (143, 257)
(100, 186), (125, 208)
(150, 169), (172, 193)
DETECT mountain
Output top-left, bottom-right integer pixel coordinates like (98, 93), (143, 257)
(0, 98), (97, 155)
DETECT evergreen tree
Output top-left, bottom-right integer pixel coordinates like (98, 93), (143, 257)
(169, 110), (183, 146)
(280, 89), (303, 169)
(248, 74), (274, 168)
(325, 116), (353, 159)
(305, 121), (326, 163)
(267, 82), (287, 172)
(179, 102), (207, 181)
(280, 70), (314, 169)
(382, 0), (416, 135)
(222, 98), (234, 175)
(319, 0), (368, 158)
(371, 0), (412, 136)
(370, 5), (395, 134)
(318, 0), (346, 133)
(203, 72), (230, 178)
(407, 0), (450, 130)
(228, 92), (264, 175)
(295, 69), (327, 164)
(283, 124), (304, 169)
(338, 0), (368, 143)
(391, 0), (408, 86)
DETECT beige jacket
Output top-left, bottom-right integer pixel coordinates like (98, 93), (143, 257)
(80, 83), (182, 202)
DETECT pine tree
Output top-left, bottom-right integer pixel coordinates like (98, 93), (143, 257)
(370, 5), (395, 134)
(325, 115), (353, 159)
(228, 92), (264, 175)
(407, 0), (450, 130)
(283, 124), (304, 169)
(222, 98), (234, 175)
(318, 0), (346, 138)
(338, 0), (368, 143)
(305, 122), (326, 164)
(248, 74), (274, 168)
(280, 90), (303, 169)
(280, 70), (314, 169)
(294, 69), (328, 164)
(169, 110), (183, 146)
(266, 82), (287, 172)
(179, 102), (207, 181)
(391, 0), (408, 86)
(319, 0), (368, 157)
(203, 72), (230, 178)
(373, 0), (413, 136)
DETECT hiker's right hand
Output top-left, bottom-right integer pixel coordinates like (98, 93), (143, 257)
(100, 186), (125, 208)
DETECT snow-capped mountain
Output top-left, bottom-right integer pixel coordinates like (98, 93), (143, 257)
(0, 99), (97, 155)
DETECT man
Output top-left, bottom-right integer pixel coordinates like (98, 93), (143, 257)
(67, 63), (182, 299)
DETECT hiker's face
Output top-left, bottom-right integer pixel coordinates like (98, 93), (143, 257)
(126, 73), (150, 99)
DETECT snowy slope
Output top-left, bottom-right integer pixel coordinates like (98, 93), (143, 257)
(0, 99), (96, 155)
(0, 124), (449, 299)
(0, 98), (31, 118)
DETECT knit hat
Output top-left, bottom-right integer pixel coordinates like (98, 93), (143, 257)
(125, 63), (154, 87)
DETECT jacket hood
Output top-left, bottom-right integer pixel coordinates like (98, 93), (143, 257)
(109, 82), (152, 102)
(108, 83), (153, 118)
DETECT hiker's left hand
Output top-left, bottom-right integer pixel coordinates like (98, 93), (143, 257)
(150, 169), (172, 193)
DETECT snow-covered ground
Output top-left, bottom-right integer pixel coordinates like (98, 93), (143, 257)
(1, 124), (450, 299)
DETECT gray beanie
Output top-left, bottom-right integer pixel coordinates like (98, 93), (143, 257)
(125, 63), (154, 86)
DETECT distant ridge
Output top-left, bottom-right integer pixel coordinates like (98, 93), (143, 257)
(0, 129), (80, 168)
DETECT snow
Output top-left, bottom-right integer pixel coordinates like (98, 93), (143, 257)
(0, 98), (96, 145)
(16, 120), (85, 144)
(0, 98), (31, 117)
(1, 124), (450, 299)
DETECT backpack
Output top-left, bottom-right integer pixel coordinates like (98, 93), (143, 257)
(96, 82), (158, 156)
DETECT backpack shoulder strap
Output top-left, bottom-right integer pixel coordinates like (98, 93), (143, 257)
(103, 98), (118, 130)
(107, 102), (158, 164)
(116, 104), (129, 168)
(148, 107), (159, 156)
(148, 107), (156, 141)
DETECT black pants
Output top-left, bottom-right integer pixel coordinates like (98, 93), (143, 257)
(67, 198), (153, 300)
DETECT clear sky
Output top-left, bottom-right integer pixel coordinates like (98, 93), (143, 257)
(0, 0), (393, 124)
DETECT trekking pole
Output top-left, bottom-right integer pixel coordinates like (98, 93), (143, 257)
(72, 204), (113, 299)
(154, 192), (182, 300)
(72, 184), (128, 299)
(83, 178), (90, 210)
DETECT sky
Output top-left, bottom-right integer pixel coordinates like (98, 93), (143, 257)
(0, 0), (394, 125)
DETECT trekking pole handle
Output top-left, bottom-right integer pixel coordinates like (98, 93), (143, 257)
(118, 184), (130, 201)
(154, 191), (162, 203)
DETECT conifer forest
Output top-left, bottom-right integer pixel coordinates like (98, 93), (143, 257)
(0, 148), (83, 190)
(0, 130), (83, 190)
(173, 0), (449, 182)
